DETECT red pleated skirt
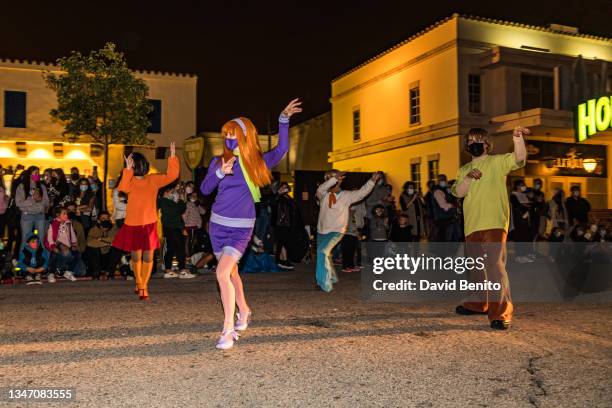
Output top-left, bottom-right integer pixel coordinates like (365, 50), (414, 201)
(112, 222), (159, 252)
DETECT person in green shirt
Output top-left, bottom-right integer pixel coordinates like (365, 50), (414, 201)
(451, 126), (529, 330)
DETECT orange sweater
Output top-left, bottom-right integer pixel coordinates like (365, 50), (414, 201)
(119, 156), (180, 226)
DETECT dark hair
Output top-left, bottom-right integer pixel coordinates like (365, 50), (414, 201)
(570, 185), (580, 191)
(465, 128), (493, 153)
(402, 181), (416, 190)
(54, 206), (68, 217)
(22, 166), (41, 198)
(70, 167), (79, 173)
(513, 179), (526, 190)
(53, 168), (67, 185)
(131, 152), (150, 177)
(97, 210), (110, 218)
(438, 174), (447, 182)
(79, 177), (90, 186)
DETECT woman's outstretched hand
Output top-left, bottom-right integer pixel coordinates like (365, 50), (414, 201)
(282, 98), (303, 118)
(124, 154), (134, 170)
(170, 141), (176, 157)
(221, 157), (236, 175)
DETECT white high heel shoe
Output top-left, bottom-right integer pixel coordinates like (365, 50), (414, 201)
(216, 329), (239, 350)
(234, 310), (253, 331)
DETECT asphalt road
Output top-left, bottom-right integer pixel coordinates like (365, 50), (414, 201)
(1, 266), (611, 408)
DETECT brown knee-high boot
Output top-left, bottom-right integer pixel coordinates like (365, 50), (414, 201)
(141, 260), (154, 300)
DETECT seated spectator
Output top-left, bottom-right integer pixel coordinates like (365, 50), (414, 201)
(189, 220), (216, 272)
(45, 206), (85, 281)
(66, 203), (87, 254)
(389, 213), (414, 242)
(86, 211), (121, 279)
(18, 233), (49, 285)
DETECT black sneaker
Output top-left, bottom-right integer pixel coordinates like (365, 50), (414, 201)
(455, 305), (487, 315)
(490, 320), (510, 330)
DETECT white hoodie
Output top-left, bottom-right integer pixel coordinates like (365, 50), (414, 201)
(316, 177), (375, 235)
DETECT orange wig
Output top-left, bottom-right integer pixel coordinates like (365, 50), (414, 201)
(221, 117), (273, 187)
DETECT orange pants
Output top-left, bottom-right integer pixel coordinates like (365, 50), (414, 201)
(463, 229), (513, 322)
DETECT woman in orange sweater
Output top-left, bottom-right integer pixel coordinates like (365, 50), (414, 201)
(112, 142), (179, 300)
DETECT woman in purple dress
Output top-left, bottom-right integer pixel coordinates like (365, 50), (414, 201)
(200, 99), (302, 349)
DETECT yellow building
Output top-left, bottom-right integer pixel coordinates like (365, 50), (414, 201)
(0, 58), (197, 195)
(330, 14), (612, 209)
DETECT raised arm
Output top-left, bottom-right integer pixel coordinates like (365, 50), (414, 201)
(513, 126), (528, 165)
(345, 174), (379, 204)
(263, 98), (302, 169)
(151, 142), (180, 188)
(316, 177), (338, 201)
(118, 154), (135, 193)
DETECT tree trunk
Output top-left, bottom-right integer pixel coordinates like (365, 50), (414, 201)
(103, 138), (109, 211)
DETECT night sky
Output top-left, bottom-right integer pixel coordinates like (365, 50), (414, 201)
(1, 0), (610, 133)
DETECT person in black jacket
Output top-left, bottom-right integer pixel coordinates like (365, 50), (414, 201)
(158, 186), (194, 279)
(566, 186), (591, 226)
(272, 182), (303, 270)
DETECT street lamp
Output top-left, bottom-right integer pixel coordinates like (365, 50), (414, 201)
(583, 158), (597, 173)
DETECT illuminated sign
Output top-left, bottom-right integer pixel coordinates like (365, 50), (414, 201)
(575, 96), (612, 142)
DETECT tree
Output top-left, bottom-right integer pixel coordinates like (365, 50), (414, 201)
(44, 42), (152, 210)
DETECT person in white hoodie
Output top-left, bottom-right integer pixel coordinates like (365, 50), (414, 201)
(315, 170), (380, 292)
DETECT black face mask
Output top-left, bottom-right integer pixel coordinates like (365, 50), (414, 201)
(468, 142), (485, 157)
(71, 173), (79, 180)
(99, 220), (113, 229)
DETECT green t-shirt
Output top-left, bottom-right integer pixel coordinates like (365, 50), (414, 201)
(452, 153), (524, 237)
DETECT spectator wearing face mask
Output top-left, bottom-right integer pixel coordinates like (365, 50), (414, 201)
(15, 166), (49, 248)
(272, 182), (303, 270)
(18, 233), (49, 285)
(509, 179), (534, 263)
(45, 206), (84, 281)
(68, 167), (81, 197)
(566, 186), (591, 226)
(423, 180), (437, 241)
(158, 186), (195, 279)
(183, 192), (207, 256)
(399, 181), (425, 241)
(76, 178), (96, 231)
(431, 174), (456, 242)
(86, 211), (121, 279)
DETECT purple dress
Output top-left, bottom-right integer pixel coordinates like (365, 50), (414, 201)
(200, 115), (290, 259)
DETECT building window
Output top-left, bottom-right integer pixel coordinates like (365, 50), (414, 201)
(468, 74), (481, 113)
(4, 91), (27, 128)
(410, 162), (421, 191)
(147, 99), (162, 133)
(352, 109), (360, 141)
(409, 86), (420, 124)
(428, 159), (439, 182)
(521, 74), (554, 110)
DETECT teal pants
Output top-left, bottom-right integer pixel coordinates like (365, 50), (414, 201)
(316, 232), (344, 292)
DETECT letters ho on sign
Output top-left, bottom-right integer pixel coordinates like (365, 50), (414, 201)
(575, 96), (612, 142)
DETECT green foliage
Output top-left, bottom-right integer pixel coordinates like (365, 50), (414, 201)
(44, 42), (152, 145)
